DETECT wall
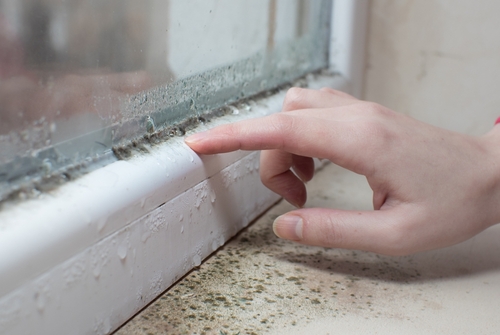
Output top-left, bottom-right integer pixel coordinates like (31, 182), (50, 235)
(363, 0), (500, 135)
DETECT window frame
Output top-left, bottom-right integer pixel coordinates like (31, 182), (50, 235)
(0, 1), (368, 334)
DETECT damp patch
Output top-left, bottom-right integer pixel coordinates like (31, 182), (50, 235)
(0, 69), (335, 208)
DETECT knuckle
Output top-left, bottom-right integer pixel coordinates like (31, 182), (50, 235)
(269, 113), (295, 139)
(380, 224), (414, 256)
(355, 104), (390, 131)
(259, 167), (273, 187)
(327, 223), (346, 246)
(313, 215), (346, 246)
(221, 122), (244, 138)
(283, 87), (308, 111)
(219, 123), (237, 138)
(362, 101), (393, 119)
(353, 103), (397, 151)
(258, 151), (282, 187)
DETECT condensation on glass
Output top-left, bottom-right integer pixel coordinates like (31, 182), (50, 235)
(0, 0), (331, 202)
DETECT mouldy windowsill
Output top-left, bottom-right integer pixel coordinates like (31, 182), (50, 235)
(116, 163), (500, 335)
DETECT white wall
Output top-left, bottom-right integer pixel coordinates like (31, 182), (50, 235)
(363, 0), (500, 135)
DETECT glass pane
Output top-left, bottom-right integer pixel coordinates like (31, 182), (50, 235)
(0, 0), (331, 202)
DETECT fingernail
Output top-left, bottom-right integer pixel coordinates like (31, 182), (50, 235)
(286, 198), (303, 209)
(184, 132), (208, 144)
(273, 215), (303, 241)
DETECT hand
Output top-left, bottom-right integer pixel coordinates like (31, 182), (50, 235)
(185, 87), (500, 255)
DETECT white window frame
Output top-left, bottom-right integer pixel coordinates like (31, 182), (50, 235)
(0, 1), (368, 334)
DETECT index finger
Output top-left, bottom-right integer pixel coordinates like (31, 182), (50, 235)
(184, 110), (368, 174)
(282, 87), (357, 112)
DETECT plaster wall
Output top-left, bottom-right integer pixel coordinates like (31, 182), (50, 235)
(364, 0), (500, 135)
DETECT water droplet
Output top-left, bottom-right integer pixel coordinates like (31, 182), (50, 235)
(50, 122), (57, 133)
(140, 198), (146, 208)
(175, 127), (185, 136)
(117, 245), (127, 260)
(141, 231), (151, 243)
(239, 102), (251, 111)
(181, 225), (184, 234)
(103, 317), (111, 334)
(179, 214), (184, 222)
(42, 158), (52, 175)
(93, 265), (101, 279)
(145, 116), (155, 133)
(212, 240), (218, 251)
(229, 105), (239, 115)
(190, 155), (194, 163)
(210, 189), (216, 203)
(194, 197), (202, 209)
(193, 255), (201, 267)
(97, 218), (107, 232)
(245, 99), (255, 108)
(34, 292), (45, 312)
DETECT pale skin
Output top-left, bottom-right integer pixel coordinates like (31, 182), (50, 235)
(185, 87), (500, 256)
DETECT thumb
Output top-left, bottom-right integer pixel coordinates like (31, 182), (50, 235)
(272, 208), (405, 256)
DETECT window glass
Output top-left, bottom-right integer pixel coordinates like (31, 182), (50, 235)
(0, 0), (331, 202)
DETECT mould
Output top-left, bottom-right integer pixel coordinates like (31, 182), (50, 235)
(114, 164), (441, 335)
(0, 68), (328, 208)
(110, 71), (319, 161)
(112, 164), (488, 335)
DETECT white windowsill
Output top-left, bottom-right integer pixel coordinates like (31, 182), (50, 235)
(0, 75), (348, 335)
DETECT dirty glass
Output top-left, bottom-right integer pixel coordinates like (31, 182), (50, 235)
(0, 0), (332, 202)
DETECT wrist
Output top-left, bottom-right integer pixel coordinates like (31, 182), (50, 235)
(480, 126), (500, 225)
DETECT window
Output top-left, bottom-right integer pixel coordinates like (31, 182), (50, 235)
(0, 0), (331, 204)
(0, 1), (368, 334)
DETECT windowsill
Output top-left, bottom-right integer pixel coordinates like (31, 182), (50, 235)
(0, 74), (348, 335)
(116, 163), (500, 335)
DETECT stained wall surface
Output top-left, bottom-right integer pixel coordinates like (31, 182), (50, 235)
(363, 0), (500, 135)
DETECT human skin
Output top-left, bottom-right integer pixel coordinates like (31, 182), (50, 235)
(185, 87), (500, 256)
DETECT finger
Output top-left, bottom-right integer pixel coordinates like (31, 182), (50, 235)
(272, 207), (412, 256)
(282, 87), (357, 112)
(319, 87), (357, 99)
(260, 150), (307, 207)
(185, 113), (332, 155)
(291, 155), (315, 182)
(185, 111), (372, 174)
(372, 190), (387, 210)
